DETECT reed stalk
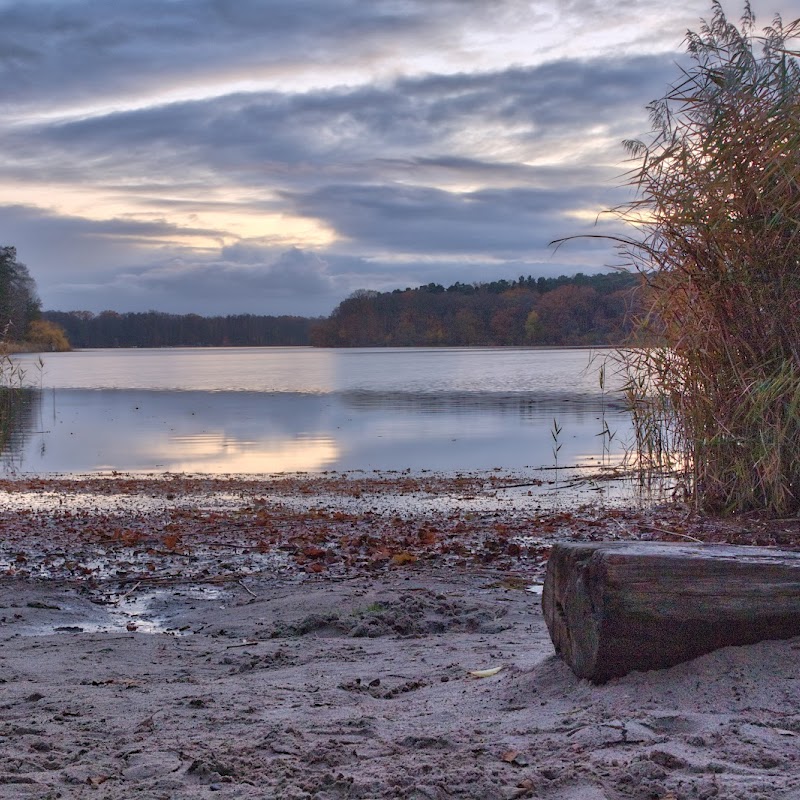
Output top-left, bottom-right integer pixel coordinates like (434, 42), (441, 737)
(0, 328), (33, 459)
(561, 4), (800, 515)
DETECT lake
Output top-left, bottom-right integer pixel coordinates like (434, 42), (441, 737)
(2, 347), (632, 475)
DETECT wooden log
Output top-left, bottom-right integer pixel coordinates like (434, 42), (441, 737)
(542, 541), (800, 683)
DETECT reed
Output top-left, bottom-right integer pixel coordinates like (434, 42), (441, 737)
(566, 5), (800, 514)
(0, 327), (34, 460)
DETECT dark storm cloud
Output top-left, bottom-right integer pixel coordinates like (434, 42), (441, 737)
(0, 47), (679, 313)
(2, 53), (676, 198)
(0, 0), (532, 112)
(287, 183), (622, 256)
(23, 53), (674, 157)
(60, 253), (335, 317)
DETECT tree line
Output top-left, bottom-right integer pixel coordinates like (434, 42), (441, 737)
(42, 310), (317, 348)
(37, 272), (642, 349)
(310, 272), (643, 347)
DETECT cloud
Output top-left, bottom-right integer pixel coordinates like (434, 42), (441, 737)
(45, 253), (336, 317)
(0, 50), (671, 314)
(110, 247), (332, 312)
(6, 54), (675, 174)
(0, 0), (717, 118)
(0, 0), (546, 115)
(4, 0), (793, 316)
(285, 182), (625, 258)
(0, 203), (336, 313)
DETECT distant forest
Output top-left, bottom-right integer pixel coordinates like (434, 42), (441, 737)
(42, 310), (316, 348)
(310, 272), (643, 347)
(42, 271), (643, 349)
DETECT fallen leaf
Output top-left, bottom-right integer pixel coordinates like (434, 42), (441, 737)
(469, 666), (503, 678)
(418, 529), (437, 545)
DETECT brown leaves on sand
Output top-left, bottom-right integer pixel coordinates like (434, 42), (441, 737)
(0, 473), (791, 584)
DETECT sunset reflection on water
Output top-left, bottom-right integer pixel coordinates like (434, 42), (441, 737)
(3, 347), (632, 475)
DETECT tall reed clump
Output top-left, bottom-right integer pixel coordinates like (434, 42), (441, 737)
(600, 4), (800, 515)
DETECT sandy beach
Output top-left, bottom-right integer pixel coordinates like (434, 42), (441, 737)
(1, 471), (799, 799)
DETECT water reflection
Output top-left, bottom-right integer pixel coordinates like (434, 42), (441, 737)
(2, 348), (632, 474)
(1, 387), (41, 470)
(12, 346), (621, 395)
(2, 388), (631, 475)
(342, 390), (627, 416)
(163, 433), (339, 474)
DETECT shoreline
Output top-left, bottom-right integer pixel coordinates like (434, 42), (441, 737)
(1, 472), (799, 798)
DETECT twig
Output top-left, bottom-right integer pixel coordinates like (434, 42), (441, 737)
(237, 580), (257, 598)
(492, 482), (545, 490)
(648, 527), (703, 543)
(225, 640), (259, 649)
(546, 480), (586, 491)
(114, 580), (141, 603)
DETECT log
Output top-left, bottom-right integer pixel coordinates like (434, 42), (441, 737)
(542, 541), (800, 683)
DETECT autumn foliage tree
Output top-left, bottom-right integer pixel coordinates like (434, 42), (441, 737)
(311, 273), (641, 347)
(25, 320), (71, 352)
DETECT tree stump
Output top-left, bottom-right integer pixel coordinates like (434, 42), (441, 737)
(542, 541), (800, 683)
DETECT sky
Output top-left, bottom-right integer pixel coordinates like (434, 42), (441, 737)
(1, 1), (798, 317)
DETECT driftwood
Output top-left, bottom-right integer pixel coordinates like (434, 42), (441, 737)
(542, 541), (800, 683)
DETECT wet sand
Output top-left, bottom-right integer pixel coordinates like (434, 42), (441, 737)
(1, 471), (799, 799)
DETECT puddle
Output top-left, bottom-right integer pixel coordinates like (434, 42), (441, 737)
(0, 490), (247, 515)
(20, 584), (232, 637)
(104, 591), (172, 634)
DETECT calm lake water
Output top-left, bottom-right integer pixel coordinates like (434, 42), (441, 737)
(3, 347), (632, 475)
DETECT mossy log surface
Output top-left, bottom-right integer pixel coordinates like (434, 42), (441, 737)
(542, 541), (800, 683)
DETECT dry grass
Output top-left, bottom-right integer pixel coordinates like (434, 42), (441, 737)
(564, 4), (800, 515)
